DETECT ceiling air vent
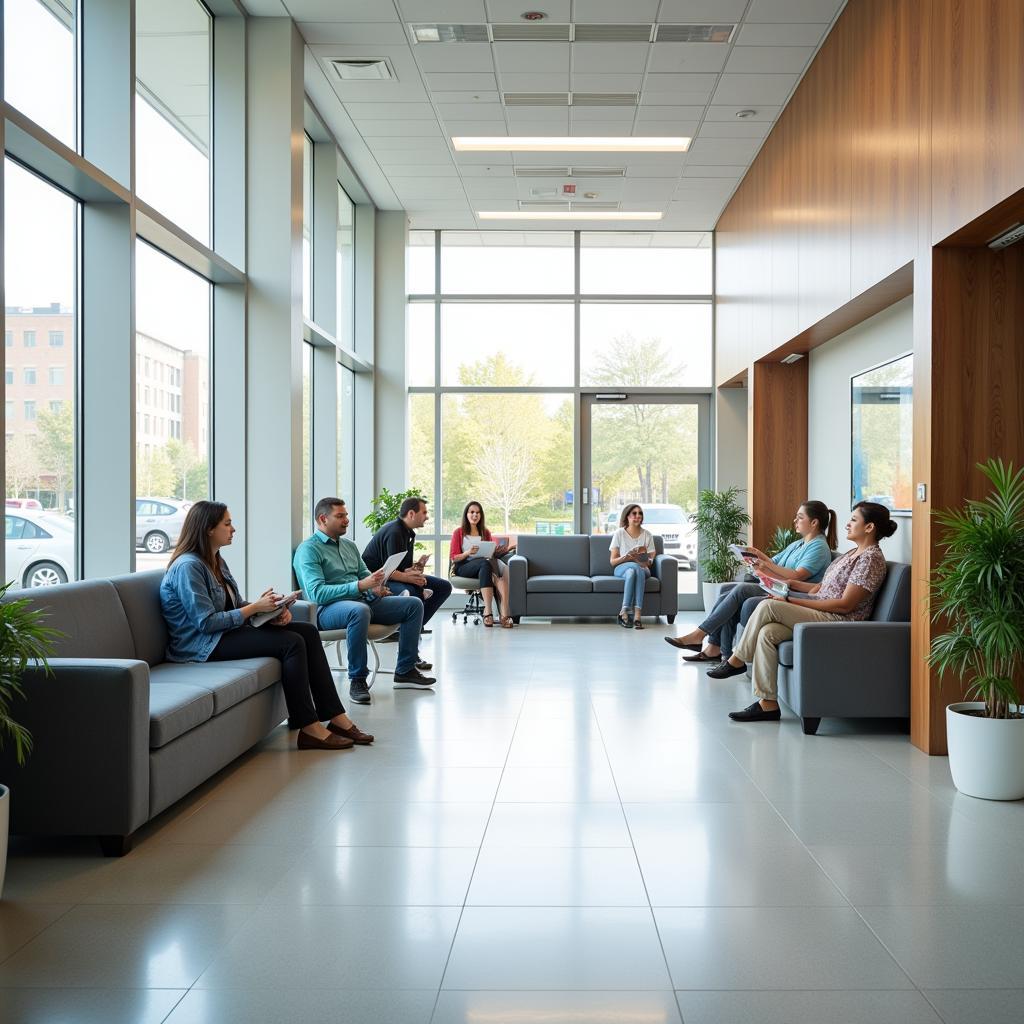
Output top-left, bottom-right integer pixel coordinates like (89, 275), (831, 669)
(410, 24), (489, 43)
(518, 200), (571, 210)
(330, 58), (394, 81)
(571, 201), (620, 211)
(573, 24), (654, 43)
(492, 22), (571, 41)
(512, 166), (572, 177)
(571, 93), (638, 107)
(569, 166), (626, 177)
(503, 93), (570, 106)
(655, 24), (735, 43)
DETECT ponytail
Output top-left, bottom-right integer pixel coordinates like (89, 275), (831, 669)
(852, 501), (898, 542)
(801, 500), (838, 550)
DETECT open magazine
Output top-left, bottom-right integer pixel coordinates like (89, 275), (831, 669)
(756, 574), (820, 600)
(251, 590), (302, 628)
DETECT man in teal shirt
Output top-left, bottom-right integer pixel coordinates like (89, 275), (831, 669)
(294, 497), (435, 705)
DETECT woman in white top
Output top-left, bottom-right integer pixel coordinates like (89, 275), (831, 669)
(609, 503), (656, 629)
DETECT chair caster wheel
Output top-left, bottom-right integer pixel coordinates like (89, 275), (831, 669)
(452, 612), (457, 623)
(474, 617), (480, 625)
(463, 615), (468, 623)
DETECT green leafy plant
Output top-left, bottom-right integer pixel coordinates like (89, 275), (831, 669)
(0, 582), (62, 766)
(689, 487), (751, 583)
(929, 459), (1024, 720)
(362, 486), (426, 535)
(768, 525), (800, 557)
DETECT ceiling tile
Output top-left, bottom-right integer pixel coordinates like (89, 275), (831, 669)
(697, 120), (771, 138)
(685, 138), (763, 164)
(567, 121), (632, 136)
(572, 43), (651, 74)
(463, 179), (520, 198)
(570, 106), (637, 122)
(356, 119), (444, 137)
(626, 161), (687, 176)
(382, 163), (460, 176)
(429, 90), (500, 103)
(365, 136), (453, 154)
(569, 73), (643, 92)
(289, 0), (401, 18)
(735, 22), (827, 45)
(408, 211), (477, 227)
(506, 112), (570, 132)
(724, 45), (814, 73)
(297, 22), (409, 44)
(656, 0), (748, 19)
(390, 178), (468, 196)
(681, 164), (744, 177)
(634, 121), (699, 136)
(413, 42), (495, 73)
(458, 163), (515, 176)
(437, 101), (506, 119)
(648, 43), (730, 74)
(498, 72), (571, 91)
(444, 120), (509, 134)
(642, 72), (719, 101)
(571, 0), (659, 22)
(622, 178), (677, 200)
(486, 0), (570, 19)
(674, 178), (737, 196)
(455, 150), (513, 164)
(425, 72), (498, 90)
(635, 105), (707, 122)
(324, 78), (431, 103)
(402, 200), (473, 210)
(703, 104), (780, 121)
(397, 0), (487, 20)
(711, 72), (799, 105)
(343, 102), (438, 120)
(503, 106), (572, 122)
(493, 42), (570, 73)
(745, 0), (843, 22)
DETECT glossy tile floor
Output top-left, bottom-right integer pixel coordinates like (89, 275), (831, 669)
(2, 616), (1024, 1023)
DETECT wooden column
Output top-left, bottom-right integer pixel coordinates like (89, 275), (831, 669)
(747, 360), (809, 550)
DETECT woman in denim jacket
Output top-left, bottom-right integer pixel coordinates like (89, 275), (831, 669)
(160, 500), (372, 751)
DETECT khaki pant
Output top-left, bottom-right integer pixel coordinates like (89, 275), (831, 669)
(733, 599), (842, 700)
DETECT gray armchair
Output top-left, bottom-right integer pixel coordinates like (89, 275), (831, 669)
(775, 560), (912, 735)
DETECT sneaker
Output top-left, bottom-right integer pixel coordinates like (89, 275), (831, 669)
(349, 678), (371, 704)
(393, 667), (436, 689)
(416, 658), (433, 671)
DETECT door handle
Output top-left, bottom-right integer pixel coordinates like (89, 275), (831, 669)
(582, 488), (589, 504)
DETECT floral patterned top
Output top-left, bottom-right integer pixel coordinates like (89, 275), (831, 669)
(815, 546), (888, 620)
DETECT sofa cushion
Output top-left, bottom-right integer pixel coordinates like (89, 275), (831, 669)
(518, 535), (590, 576)
(592, 575), (661, 594)
(4, 578), (135, 660)
(589, 534), (664, 576)
(870, 561), (911, 623)
(526, 575), (593, 593)
(110, 570), (168, 666)
(150, 658), (280, 715)
(149, 683), (215, 748)
(778, 640), (794, 668)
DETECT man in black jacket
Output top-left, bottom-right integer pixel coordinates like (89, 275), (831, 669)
(362, 497), (452, 664)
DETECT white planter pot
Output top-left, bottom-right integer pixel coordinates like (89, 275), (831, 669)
(702, 582), (728, 612)
(0, 784), (8, 898)
(946, 702), (1024, 801)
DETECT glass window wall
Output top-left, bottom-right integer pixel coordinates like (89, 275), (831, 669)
(441, 232), (574, 294)
(337, 184), (355, 345)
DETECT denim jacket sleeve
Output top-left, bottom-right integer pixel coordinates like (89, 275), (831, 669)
(174, 557), (246, 634)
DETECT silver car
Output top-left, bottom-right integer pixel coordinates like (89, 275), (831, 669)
(135, 497), (191, 554)
(5, 510), (75, 588)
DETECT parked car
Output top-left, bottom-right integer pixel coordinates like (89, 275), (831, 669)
(5, 497), (43, 509)
(5, 509), (75, 588)
(135, 497), (191, 554)
(604, 503), (698, 570)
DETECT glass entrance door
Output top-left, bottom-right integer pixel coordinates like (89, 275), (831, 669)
(581, 393), (711, 610)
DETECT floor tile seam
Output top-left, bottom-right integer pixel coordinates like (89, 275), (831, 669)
(0, 902), (77, 969)
(157, 989), (190, 1024)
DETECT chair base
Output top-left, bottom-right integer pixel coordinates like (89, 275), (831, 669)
(451, 587), (485, 625)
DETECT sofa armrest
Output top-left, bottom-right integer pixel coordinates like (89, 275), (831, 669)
(788, 621), (911, 717)
(0, 659), (151, 837)
(507, 554), (528, 617)
(653, 554), (678, 614)
(291, 599), (317, 625)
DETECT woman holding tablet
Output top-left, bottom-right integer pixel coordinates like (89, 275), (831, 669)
(609, 503), (655, 629)
(449, 500), (515, 628)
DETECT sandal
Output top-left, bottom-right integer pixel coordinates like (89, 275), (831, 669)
(634, 618), (644, 630)
(617, 612), (633, 629)
(483, 614), (494, 627)
(500, 616), (514, 629)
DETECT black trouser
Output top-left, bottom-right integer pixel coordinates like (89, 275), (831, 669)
(454, 557), (495, 588)
(386, 573), (453, 626)
(209, 620), (343, 730)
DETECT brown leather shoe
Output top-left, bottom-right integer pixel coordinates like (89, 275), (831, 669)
(328, 721), (375, 745)
(297, 729), (354, 750)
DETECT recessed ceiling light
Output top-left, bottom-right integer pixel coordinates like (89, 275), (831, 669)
(735, 109), (757, 118)
(478, 211), (663, 221)
(521, 10), (547, 19)
(452, 136), (690, 152)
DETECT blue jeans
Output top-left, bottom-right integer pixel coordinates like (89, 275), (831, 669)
(699, 583), (766, 658)
(317, 595), (423, 680)
(386, 573), (453, 626)
(613, 562), (650, 608)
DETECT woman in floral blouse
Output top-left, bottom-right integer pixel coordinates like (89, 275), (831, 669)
(709, 501), (896, 722)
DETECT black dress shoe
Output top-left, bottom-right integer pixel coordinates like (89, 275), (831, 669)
(664, 637), (704, 651)
(707, 661), (748, 680)
(728, 700), (781, 722)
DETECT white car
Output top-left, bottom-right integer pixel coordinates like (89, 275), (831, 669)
(5, 510), (75, 588)
(606, 503), (698, 570)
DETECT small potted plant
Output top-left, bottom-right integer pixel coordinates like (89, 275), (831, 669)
(689, 487), (751, 610)
(768, 524), (800, 557)
(930, 459), (1024, 800)
(363, 486), (425, 536)
(1, 582), (60, 896)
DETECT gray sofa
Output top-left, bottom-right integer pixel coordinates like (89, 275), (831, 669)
(0, 571), (290, 854)
(507, 534), (678, 621)
(774, 559), (912, 735)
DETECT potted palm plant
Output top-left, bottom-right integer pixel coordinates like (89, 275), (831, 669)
(768, 524), (800, 556)
(1, 582), (60, 896)
(690, 487), (751, 611)
(930, 459), (1024, 800)
(363, 486), (425, 535)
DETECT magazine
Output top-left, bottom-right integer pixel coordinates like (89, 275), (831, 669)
(251, 590), (301, 628)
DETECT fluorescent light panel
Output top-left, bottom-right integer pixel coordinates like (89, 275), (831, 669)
(452, 136), (690, 153)
(478, 211), (663, 221)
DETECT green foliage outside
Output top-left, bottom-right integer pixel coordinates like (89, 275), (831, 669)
(929, 459), (1024, 719)
(690, 486), (751, 583)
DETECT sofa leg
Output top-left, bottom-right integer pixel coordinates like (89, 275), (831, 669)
(667, 613), (676, 624)
(801, 717), (821, 736)
(512, 616), (521, 624)
(99, 833), (134, 857)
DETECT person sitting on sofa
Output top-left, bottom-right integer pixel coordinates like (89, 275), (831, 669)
(712, 501), (896, 722)
(449, 500), (515, 628)
(610, 503), (656, 630)
(665, 500), (836, 663)
(294, 496), (434, 707)
(160, 500), (373, 751)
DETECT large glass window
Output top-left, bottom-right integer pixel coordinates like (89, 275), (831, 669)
(337, 184), (355, 345)
(580, 232), (712, 294)
(441, 232), (574, 294)
(407, 230), (435, 295)
(302, 136), (313, 321)
(3, 159), (78, 588)
(302, 342), (312, 529)
(4, 0), (76, 148)
(408, 303), (435, 387)
(135, 242), (211, 569)
(135, 0), (211, 244)
(337, 363), (355, 507)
